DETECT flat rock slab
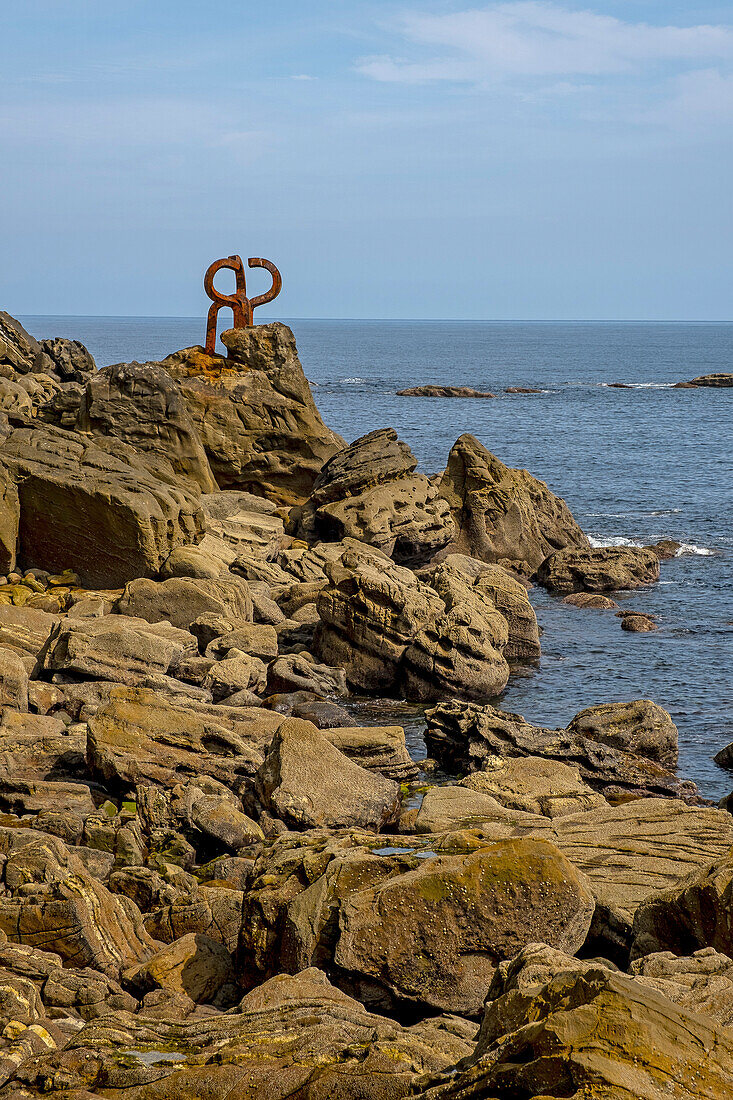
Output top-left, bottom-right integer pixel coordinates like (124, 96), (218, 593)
(43, 615), (195, 685)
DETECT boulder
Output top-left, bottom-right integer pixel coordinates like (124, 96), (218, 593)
(333, 837), (594, 1015)
(537, 543), (660, 592)
(266, 652), (347, 697)
(203, 651), (268, 700)
(631, 948), (733, 1031)
(1, 425), (205, 587)
(424, 699), (693, 799)
(0, 463), (18, 573)
(204, 621), (278, 662)
(315, 543), (512, 700)
(116, 575), (252, 631)
(620, 610), (657, 631)
(123, 932), (234, 1005)
(413, 961), (733, 1099)
(0, 646), (28, 710)
(255, 718), (401, 830)
(86, 686), (266, 795)
(39, 336), (96, 382)
(159, 323), (344, 506)
(563, 591), (618, 608)
(325, 724), (418, 780)
(632, 847), (733, 960)
(78, 360), (217, 492)
(461, 756), (605, 817)
(436, 433), (588, 575)
(42, 614), (195, 685)
(293, 428), (454, 565)
(200, 489), (285, 556)
(0, 604), (58, 657)
(0, 312), (47, 374)
(567, 699), (678, 768)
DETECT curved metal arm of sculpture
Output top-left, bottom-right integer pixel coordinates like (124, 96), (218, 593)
(203, 254), (282, 355)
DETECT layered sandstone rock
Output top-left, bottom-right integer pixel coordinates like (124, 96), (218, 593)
(159, 323), (344, 505)
(437, 433), (588, 575)
(0, 464), (19, 573)
(293, 428), (454, 564)
(1, 426), (205, 587)
(77, 361), (217, 492)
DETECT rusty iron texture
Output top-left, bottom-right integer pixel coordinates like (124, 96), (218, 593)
(203, 254), (282, 355)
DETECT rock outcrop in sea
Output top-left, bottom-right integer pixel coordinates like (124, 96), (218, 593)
(0, 309), (727, 1099)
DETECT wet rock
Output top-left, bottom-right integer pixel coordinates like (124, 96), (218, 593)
(42, 614), (195, 685)
(1, 425), (205, 587)
(78, 360), (217, 492)
(424, 699), (691, 799)
(620, 609), (658, 631)
(293, 428), (454, 565)
(568, 699), (678, 769)
(562, 591), (618, 608)
(537, 543), (660, 592)
(160, 323), (344, 506)
(255, 718), (401, 831)
(413, 960), (733, 1099)
(437, 433), (588, 575)
(397, 385), (496, 397)
(116, 574), (252, 632)
(504, 386), (544, 393)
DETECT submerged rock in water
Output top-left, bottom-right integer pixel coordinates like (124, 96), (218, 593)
(436, 433), (588, 576)
(397, 385), (496, 398)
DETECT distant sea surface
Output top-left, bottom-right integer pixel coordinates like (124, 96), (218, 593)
(21, 316), (733, 799)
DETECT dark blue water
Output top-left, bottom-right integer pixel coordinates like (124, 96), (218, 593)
(21, 317), (733, 799)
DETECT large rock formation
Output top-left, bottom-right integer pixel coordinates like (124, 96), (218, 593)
(314, 543), (512, 699)
(77, 361), (217, 492)
(537, 543), (660, 592)
(0, 463), (19, 572)
(0, 312), (48, 375)
(159, 323), (344, 505)
(1, 426), (205, 587)
(436, 433), (588, 575)
(293, 428), (454, 564)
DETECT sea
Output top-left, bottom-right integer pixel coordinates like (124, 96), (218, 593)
(20, 316), (733, 800)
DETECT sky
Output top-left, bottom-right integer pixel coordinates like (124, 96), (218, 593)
(2, 0), (733, 319)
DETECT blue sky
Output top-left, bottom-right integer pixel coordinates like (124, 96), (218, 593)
(2, 0), (733, 319)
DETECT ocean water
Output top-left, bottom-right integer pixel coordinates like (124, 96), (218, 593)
(21, 316), (733, 799)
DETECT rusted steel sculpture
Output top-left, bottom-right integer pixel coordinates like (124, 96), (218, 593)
(203, 254), (282, 355)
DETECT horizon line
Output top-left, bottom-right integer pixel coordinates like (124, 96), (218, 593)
(16, 314), (733, 325)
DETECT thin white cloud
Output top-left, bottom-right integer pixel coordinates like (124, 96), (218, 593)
(357, 2), (733, 82)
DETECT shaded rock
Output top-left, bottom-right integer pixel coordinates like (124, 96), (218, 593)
(0, 464), (18, 574)
(255, 718), (401, 830)
(267, 652), (347, 697)
(646, 538), (682, 560)
(563, 591), (618, 608)
(413, 962), (733, 1100)
(144, 885), (243, 954)
(397, 385), (496, 398)
(334, 837), (594, 1015)
(124, 932), (234, 1005)
(39, 336), (95, 383)
(568, 699), (678, 768)
(0, 646), (28, 710)
(289, 698), (353, 727)
(631, 948), (733, 1031)
(325, 724), (419, 781)
(200, 489), (285, 556)
(424, 700), (692, 799)
(293, 428), (454, 565)
(204, 621), (278, 662)
(202, 651), (268, 700)
(159, 323), (344, 506)
(116, 574), (252, 632)
(43, 614), (194, 685)
(78, 360), (217, 492)
(437, 433), (588, 575)
(0, 312), (47, 374)
(1, 425), (205, 587)
(537, 543), (660, 592)
(86, 686), (265, 795)
(632, 846), (733, 960)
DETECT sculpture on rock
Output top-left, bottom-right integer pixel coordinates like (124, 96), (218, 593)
(203, 254), (282, 354)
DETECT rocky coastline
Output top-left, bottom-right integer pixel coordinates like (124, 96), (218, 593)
(0, 310), (730, 1097)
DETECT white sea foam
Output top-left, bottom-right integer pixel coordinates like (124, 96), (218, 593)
(339, 376), (368, 383)
(588, 535), (715, 556)
(675, 543), (715, 557)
